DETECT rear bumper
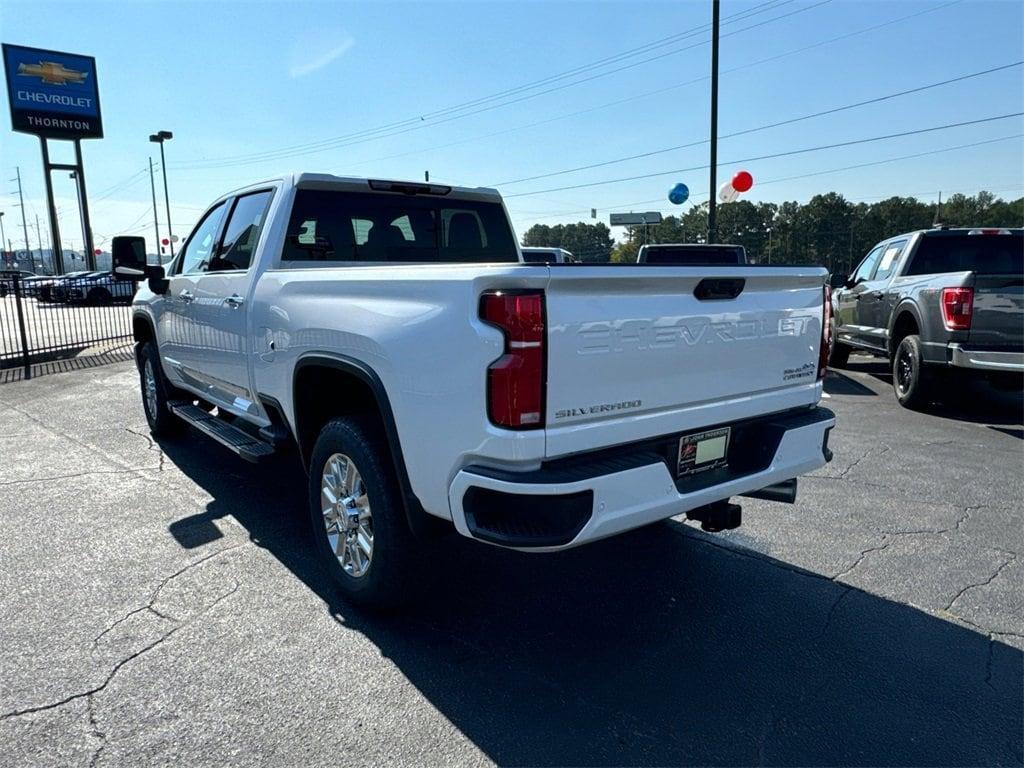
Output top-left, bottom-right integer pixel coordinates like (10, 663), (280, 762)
(448, 406), (835, 551)
(948, 344), (1024, 372)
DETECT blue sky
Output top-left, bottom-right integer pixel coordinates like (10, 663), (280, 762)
(1, 0), (1022, 254)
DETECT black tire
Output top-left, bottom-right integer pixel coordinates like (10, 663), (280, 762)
(139, 341), (183, 437)
(892, 334), (931, 409)
(828, 339), (851, 368)
(307, 417), (415, 610)
(87, 287), (112, 304)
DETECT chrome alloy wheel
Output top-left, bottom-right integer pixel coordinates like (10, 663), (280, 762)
(143, 359), (159, 419)
(321, 453), (373, 578)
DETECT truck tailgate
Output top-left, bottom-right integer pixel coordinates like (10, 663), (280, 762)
(969, 274), (1024, 349)
(543, 266), (827, 457)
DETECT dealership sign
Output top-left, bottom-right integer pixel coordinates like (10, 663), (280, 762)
(3, 44), (103, 139)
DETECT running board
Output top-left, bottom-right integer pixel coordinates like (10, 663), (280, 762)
(169, 402), (275, 462)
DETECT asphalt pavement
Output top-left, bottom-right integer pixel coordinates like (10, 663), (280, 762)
(0, 356), (1021, 767)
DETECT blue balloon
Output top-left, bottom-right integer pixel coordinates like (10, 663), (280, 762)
(668, 183), (689, 205)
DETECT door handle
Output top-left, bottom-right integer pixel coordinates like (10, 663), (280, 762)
(225, 294), (245, 308)
(178, 290), (195, 303)
(869, 291), (884, 299)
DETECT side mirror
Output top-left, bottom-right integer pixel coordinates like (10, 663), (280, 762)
(113, 235), (168, 293)
(112, 236), (149, 280)
(828, 273), (847, 290)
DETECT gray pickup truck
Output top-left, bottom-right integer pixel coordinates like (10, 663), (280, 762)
(830, 227), (1023, 408)
(637, 243), (747, 265)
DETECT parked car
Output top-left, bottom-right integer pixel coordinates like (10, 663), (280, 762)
(0, 270), (37, 298)
(637, 243), (747, 265)
(830, 227), (1023, 407)
(114, 173), (835, 609)
(63, 271), (138, 304)
(36, 271), (93, 302)
(521, 247), (576, 264)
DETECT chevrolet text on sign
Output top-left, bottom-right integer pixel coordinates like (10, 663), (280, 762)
(3, 43), (103, 139)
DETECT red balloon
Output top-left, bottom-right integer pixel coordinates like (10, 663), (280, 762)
(94, 248), (101, 256)
(732, 170), (753, 193)
(161, 238), (170, 246)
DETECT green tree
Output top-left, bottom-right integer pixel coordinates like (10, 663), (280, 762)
(521, 221), (614, 262)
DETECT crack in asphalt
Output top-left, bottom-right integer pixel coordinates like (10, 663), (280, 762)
(945, 552), (1018, 612)
(124, 427), (165, 472)
(815, 444), (891, 481)
(0, 582), (239, 723)
(93, 541), (249, 646)
(833, 539), (892, 581)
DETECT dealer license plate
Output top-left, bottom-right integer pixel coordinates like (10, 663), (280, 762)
(677, 427), (730, 477)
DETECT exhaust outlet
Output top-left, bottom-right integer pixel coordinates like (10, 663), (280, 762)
(741, 478), (798, 504)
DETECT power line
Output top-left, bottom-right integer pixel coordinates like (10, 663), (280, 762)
(173, 0), (835, 170)
(503, 113), (1024, 198)
(495, 61), (1022, 187)
(334, 0), (971, 176)
(171, 0), (790, 169)
(508, 133), (1024, 221)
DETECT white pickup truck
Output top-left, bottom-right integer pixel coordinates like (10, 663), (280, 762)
(113, 174), (835, 608)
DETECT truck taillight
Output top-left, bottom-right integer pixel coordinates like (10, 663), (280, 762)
(818, 285), (832, 380)
(941, 287), (973, 331)
(480, 291), (545, 429)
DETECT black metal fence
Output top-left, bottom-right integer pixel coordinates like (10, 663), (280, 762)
(0, 271), (138, 379)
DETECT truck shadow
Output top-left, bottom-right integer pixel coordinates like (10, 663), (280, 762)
(838, 357), (1023, 428)
(160, 438), (1022, 767)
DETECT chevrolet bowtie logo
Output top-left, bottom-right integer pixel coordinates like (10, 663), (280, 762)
(17, 61), (88, 86)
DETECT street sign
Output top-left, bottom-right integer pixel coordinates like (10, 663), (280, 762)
(3, 44), (103, 139)
(609, 212), (662, 226)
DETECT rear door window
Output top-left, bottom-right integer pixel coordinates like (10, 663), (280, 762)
(905, 233), (1024, 275)
(281, 189), (517, 264)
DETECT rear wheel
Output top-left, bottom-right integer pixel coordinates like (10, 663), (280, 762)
(892, 334), (931, 409)
(308, 417), (415, 610)
(828, 339), (851, 368)
(139, 341), (183, 437)
(87, 286), (112, 304)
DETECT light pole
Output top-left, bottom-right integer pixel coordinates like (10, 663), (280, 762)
(0, 212), (6, 265)
(766, 227), (772, 264)
(149, 131), (174, 257)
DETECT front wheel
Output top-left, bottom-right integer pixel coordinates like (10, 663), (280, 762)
(308, 417), (415, 610)
(892, 334), (931, 409)
(139, 341), (183, 437)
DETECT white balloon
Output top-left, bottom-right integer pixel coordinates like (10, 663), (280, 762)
(718, 182), (740, 203)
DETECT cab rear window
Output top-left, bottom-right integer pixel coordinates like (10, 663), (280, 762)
(905, 233), (1024, 276)
(281, 189), (518, 264)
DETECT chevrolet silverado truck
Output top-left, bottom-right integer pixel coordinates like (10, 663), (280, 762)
(830, 227), (1023, 408)
(112, 174), (835, 608)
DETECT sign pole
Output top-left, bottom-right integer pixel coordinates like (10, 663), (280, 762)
(707, 0), (720, 245)
(38, 138), (65, 275)
(73, 141), (96, 269)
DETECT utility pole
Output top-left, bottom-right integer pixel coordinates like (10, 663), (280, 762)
(707, 0), (721, 244)
(34, 214), (45, 271)
(149, 157), (161, 262)
(12, 167), (34, 272)
(935, 191), (943, 224)
(0, 212), (6, 264)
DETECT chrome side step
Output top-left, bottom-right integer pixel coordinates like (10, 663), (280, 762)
(169, 401), (275, 463)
